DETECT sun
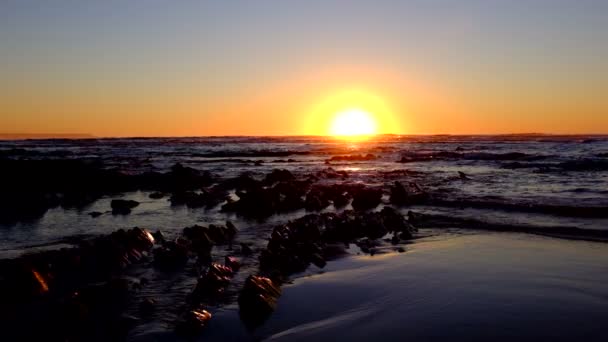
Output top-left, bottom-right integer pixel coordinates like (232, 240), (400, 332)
(330, 108), (378, 137)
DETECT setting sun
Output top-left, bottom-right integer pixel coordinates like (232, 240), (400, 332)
(303, 88), (401, 136)
(330, 108), (378, 137)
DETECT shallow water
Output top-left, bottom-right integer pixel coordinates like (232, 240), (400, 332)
(1, 135), (608, 256)
(190, 232), (608, 341)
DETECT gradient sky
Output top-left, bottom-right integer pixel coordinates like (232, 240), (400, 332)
(1, 0), (607, 136)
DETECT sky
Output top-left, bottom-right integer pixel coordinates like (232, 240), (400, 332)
(1, 0), (607, 136)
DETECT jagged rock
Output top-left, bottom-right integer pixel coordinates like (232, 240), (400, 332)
(175, 309), (212, 336)
(238, 275), (281, 327)
(191, 263), (233, 300)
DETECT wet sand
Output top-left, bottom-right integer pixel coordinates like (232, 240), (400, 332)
(179, 232), (608, 341)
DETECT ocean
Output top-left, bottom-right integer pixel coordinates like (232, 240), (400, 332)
(1, 135), (608, 340)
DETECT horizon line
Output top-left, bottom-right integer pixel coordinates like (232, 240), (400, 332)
(2, 132), (608, 141)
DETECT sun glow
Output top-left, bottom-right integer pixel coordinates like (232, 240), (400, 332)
(330, 108), (378, 137)
(303, 88), (401, 137)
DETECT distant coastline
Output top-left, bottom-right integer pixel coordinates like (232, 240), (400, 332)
(1, 133), (607, 141)
(0, 133), (95, 140)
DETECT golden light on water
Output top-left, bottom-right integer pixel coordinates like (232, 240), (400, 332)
(303, 88), (401, 137)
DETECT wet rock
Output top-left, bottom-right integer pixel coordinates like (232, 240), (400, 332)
(153, 240), (189, 270)
(225, 256), (241, 271)
(305, 189), (330, 211)
(149, 191), (165, 199)
(175, 309), (212, 337)
(238, 275), (281, 327)
(110, 199), (139, 215)
(264, 169), (294, 184)
(89, 211), (103, 218)
(389, 181), (428, 206)
(152, 230), (166, 245)
(351, 187), (382, 211)
(191, 263), (234, 300)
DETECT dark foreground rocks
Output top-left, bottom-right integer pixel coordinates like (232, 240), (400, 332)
(0, 227), (156, 341)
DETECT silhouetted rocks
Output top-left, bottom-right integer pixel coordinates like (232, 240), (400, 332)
(351, 187), (382, 211)
(264, 168), (295, 184)
(389, 181), (428, 206)
(111, 199), (139, 214)
(260, 208), (416, 277)
(191, 263), (234, 301)
(175, 309), (212, 337)
(0, 159), (214, 223)
(0, 227), (156, 340)
(238, 275), (281, 328)
(149, 191), (165, 199)
(153, 240), (189, 270)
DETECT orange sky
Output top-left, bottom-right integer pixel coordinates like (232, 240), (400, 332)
(1, 2), (607, 136)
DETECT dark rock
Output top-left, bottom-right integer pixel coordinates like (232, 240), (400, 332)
(238, 275), (281, 327)
(89, 211), (103, 218)
(264, 169), (294, 184)
(225, 256), (240, 271)
(175, 309), (212, 337)
(191, 263), (233, 300)
(149, 192), (165, 199)
(389, 181), (428, 206)
(110, 199), (139, 215)
(240, 243), (253, 256)
(154, 240), (189, 271)
(351, 187), (382, 211)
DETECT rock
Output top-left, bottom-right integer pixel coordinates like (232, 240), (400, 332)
(238, 275), (281, 327)
(89, 211), (103, 218)
(264, 169), (294, 184)
(389, 181), (428, 206)
(149, 191), (165, 199)
(152, 230), (166, 245)
(240, 243), (253, 256)
(191, 263), (233, 300)
(153, 240), (189, 270)
(351, 187), (382, 211)
(110, 199), (139, 215)
(458, 171), (470, 180)
(225, 256), (241, 271)
(175, 309), (212, 337)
